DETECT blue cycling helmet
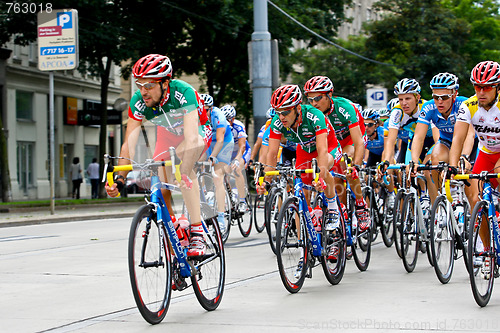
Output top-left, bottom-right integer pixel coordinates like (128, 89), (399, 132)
(430, 73), (459, 90)
(362, 108), (380, 121)
(221, 105), (236, 120)
(394, 78), (421, 95)
(266, 107), (276, 119)
(387, 97), (399, 111)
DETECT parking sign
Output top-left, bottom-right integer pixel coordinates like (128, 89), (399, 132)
(38, 9), (78, 71)
(366, 88), (387, 109)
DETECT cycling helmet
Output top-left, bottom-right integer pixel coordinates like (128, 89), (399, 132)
(394, 78), (421, 95)
(303, 76), (334, 93)
(470, 61), (500, 85)
(430, 72), (459, 90)
(387, 97), (399, 111)
(363, 108), (380, 121)
(221, 105), (236, 120)
(378, 108), (391, 118)
(132, 54), (173, 79)
(270, 85), (302, 109)
(200, 93), (214, 107)
(266, 107), (276, 119)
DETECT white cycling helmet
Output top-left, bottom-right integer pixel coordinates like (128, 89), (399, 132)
(220, 105), (236, 120)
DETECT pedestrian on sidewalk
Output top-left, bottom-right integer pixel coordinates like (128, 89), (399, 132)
(87, 158), (100, 199)
(70, 157), (82, 199)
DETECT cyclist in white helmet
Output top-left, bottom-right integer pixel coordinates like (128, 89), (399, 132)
(200, 94), (234, 233)
(222, 105), (252, 212)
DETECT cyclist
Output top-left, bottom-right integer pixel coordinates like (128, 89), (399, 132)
(303, 76), (371, 232)
(105, 54), (211, 257)
(222, 105), (252, 212)
(256, 84), (343, 259)
(200, 94), (234, 233)
(363, 108), (385, 167)
(410, 73), (469, 204)
(450, 61), (500, 264)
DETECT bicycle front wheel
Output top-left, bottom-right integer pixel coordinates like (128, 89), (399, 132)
(266, 188), (283, 255)
(276, 197), (308, 293)
(393, 190), (405, 258)
(468, 200), (494, 307)
(400, 194), (419, 273)
(237, 194), (253, 237)
(320, 204), (347, 285)
(380, 189), (395, 247)
(128, 204), (172, 325)
(191, 203), (226, 311)
(253, 194), (266, 233)
(430, 196), (454, 284)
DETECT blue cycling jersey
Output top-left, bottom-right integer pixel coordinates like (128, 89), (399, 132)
(418, 96), (467, 142)
(366, 126), (385, 156)
(210, 106), (233, 143)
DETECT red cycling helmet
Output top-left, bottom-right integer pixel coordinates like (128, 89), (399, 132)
(470, 61), (500, 85)
(132, 54), (173, 79)
(303, 76), (334, 94)
(270, 85), (302, 109)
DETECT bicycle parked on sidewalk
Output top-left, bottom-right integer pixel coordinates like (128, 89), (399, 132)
(104, 149), (225, 324)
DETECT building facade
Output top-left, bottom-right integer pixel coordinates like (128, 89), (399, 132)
(1, 40), (122, 200)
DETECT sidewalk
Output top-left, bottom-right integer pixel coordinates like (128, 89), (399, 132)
(0, 201), (144, 228)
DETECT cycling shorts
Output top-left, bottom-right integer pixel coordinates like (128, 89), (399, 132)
(295, 144), (343, 184)
(207, 140), (234, 165)
(153, 124), (211, 161)
(472, 150), (500, 188)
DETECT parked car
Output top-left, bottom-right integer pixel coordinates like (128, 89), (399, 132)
(126, 170), (150, 194)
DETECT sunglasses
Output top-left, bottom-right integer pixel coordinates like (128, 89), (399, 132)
(432, 93), (453, 101)
(364, 122), (376, 128)
(307, 95), (325, 103)
(474, 85), (498, 93)
(276, 107), (295, 117)
(135, 80), (159, 90)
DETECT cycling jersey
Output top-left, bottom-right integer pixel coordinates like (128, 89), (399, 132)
(230, 119), (251, 162)
(366, 126), (385, 156)
(418, 96), (467, 142)
(269, 104), (335, 153)
(457, 95), (500, 154)
(129, 79), (209, 137)
(325, 96), (366, 146)
(388, 100), (432, 138)
(209, 106), (233, 143)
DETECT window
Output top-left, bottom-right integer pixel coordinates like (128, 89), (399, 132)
(17, 141), (34, 194)
(16, 90), (33, 120)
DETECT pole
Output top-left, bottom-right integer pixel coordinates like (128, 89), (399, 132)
(251, 0), (272, 141)
(49, 72), (55, 214)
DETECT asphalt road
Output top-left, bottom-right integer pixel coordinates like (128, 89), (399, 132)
(1, 214), (499, 333)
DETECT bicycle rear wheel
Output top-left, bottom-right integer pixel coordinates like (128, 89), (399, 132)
(128, 204), (172, 325)
(380, 189), (395, 247)
(220, 185), (232, 243)
(468, 200), (494, 307)
(400, 194), (419, 273)
(237, 194), (253, 237)
(430, 196), (454, 284)
(253, 194), (266, 233)
(276, 197), (308, 293)
(191, 203), (225, 311)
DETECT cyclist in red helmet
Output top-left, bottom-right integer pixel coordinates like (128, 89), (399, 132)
(256, 85), (344, 250)
(304, 75), (371, 232)
(105, 54), (212, 257)
(450, 61), (500, 258)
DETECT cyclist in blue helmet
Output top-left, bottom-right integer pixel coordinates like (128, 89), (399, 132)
(411, 73), (469, 205)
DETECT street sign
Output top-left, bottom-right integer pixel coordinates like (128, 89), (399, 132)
(37, 9), (78, 71)
(366, 88), (387, 109)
